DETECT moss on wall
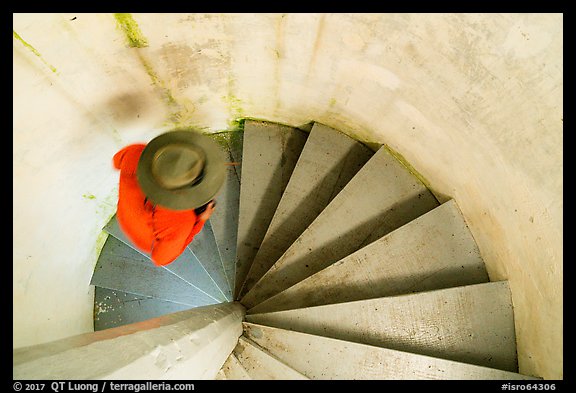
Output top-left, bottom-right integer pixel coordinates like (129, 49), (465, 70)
(92, 231), (110, 270)
(113, 13), (195, 128)
(223, 93), (245, 125)
(208, 129), (244, 154)
(114, 13), (149, 48)
(13, 30), (58, 74)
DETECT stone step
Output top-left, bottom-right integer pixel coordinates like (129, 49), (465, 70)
(205, 131), (244, 296)
(233, 336), (309, 380)
(220, 353), (252, 380)
(234, 120), (307, 298)
(93, 287), (191, 331)
(91, 235), (219, 307)
(103, 215), (228, 302)
(241, 144), (440, 308)
(242, 322), (537, 380)
(247, 281), (516, 371)
(237, 122), (374, 298)
(187, 219), (232, 301)
(247, 199), (488, 314)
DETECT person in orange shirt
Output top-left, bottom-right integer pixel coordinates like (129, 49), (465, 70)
(113, 130), (226, 266)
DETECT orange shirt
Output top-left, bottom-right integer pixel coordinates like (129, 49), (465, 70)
(113, 144), (207, 266)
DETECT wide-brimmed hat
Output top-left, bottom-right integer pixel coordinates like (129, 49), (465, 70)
(136, 130), (226, 210)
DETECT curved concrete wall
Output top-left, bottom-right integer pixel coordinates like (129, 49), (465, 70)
(13, 13), (562, 379)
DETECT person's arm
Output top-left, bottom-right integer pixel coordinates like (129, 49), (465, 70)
(113, 144), (146, 172)
(196, 200), (216, 222)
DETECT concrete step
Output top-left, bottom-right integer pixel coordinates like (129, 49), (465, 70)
(247, 281), (516, 371)
(206, 131), (244, 296)
(241, 144), (440, 308)
(234, 120), (308, 299)
(91, 235), (220, 307)
(242, 322), (537, 380)
(247, 199), (488, 314)
(233, 336), (309, 380)
(187, 219), (232, 301)
(237, 122), (374, 298)
(214, 369), (227, 380)
(220, 353), (252, 380)
(93, 287), (191, 331)
(103, 215), (228, 302)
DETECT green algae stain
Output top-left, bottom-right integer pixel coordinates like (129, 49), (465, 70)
(136, 54), (186, 125)
(112, 13), (195, 128)
(94, 230), (109, 257)
(91, 230), (110, 271)
(224, 76), (245, 129)
(207, 131), (233, 149)
(228, 117), (246, 133)
(114, 13), (148, 48)
(208, 130), (243, 152)
(223, 92), (245, 123)
(13, 30), (58, 74)
(95, 191), (118, 228)
(83, 193), (97, 200)
(140, 54), (177, 106)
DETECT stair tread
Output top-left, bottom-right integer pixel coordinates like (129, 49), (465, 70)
(234, 120), (308, 298)
(206, 131), (244, 296)
(242, 322), (536, 380)
(103, 215), (228, 302)
(220, 353), (252, 380)
(187, 219), (233, 300)
(241, 144), (440, 308)
(238, 122), (374, 297)
(233, 336), (309, 380)
(93, 287), (191, 331)
(248, 199), (488, 314)
(247, 281), (516, 371)
(91, 236), (219, 307)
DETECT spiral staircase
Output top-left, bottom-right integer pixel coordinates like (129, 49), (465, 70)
(90, 119), (537, 380)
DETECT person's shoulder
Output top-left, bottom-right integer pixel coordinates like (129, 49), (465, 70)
(120, 143), (147, 154)
(114, 143), (147, 171)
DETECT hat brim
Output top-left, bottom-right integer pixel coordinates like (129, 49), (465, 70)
(137, 130), (226, 210)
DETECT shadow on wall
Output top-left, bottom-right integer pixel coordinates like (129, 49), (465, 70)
(97, 92), (151, 126)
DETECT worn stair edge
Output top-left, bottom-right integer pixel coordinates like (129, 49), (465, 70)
(247, 199), (488, 314)
(206, 131), (244, 296)
(234, 120), (308, 299)
(91, 236), (220, 307)
(247, 281), (517, 372)
(241, 144), (440, 308)
(233, 336), (309, 380)
(220, 353), (252, 380)
(93, 287), (193, 331)
(243, 323), (537, 380)
(237, 122), (374, 298)
(103, 215), (228, 302)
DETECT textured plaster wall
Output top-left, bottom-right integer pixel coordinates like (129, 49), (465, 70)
(13, 13), (562, 379)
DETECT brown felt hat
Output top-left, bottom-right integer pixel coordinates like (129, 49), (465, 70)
(136, 130), (226, 210)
